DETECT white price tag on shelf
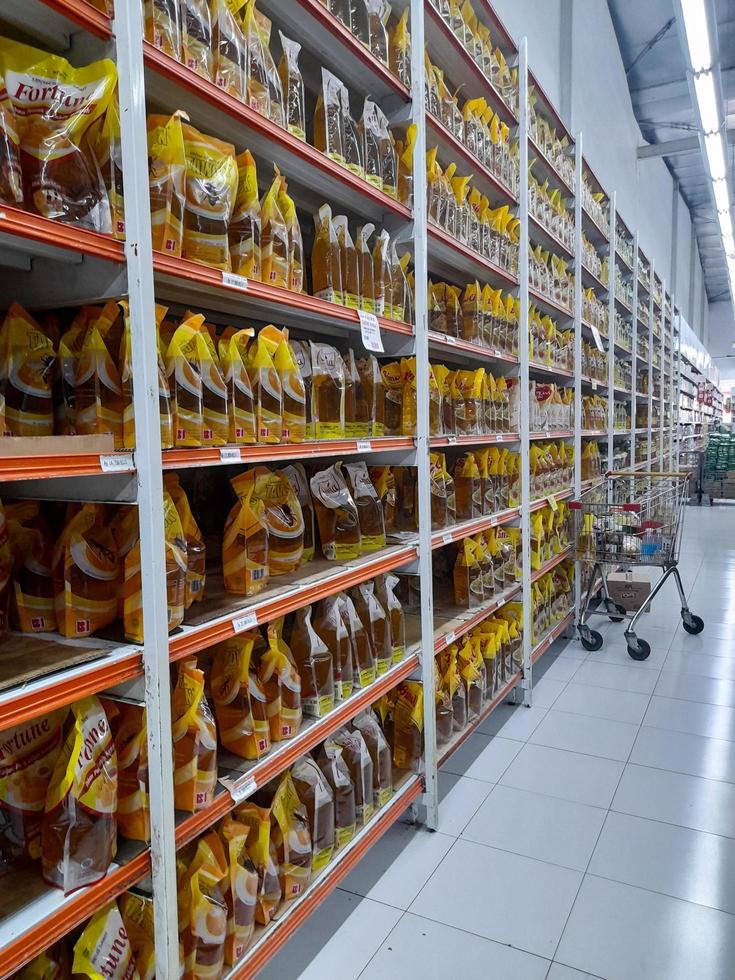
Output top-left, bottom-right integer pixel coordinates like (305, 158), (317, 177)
(229, 776), (257, 804)
(446, 335), (457, 345)
(444, 631), (456, 646)
(447, 434), (457, 445)
(356, 439), (372, 452)
(590, 325), (605, 352)
(591, 379), (598, 391)
(220, 447), (241, 462)
(441, 532), (454, 546)
(232, 610), (258, 633)
(100, 453), (134, 472)
(547, 494), (559, 512)
(222, 271), (249, 291)
(496, 434), (504, 442)
(358, 310), (384, 352)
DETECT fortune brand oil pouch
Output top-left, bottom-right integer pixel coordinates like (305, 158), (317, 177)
(289, 340), (313, 439)
(343, 461), (386, 552)
(119, 892), (156, 980)
(166, 318), (204, 447)
(222, 480), (269, 596)
(333, 216), (358, 310)
(375, 572), (405, 664)
(310, 463), (361, 561)
(351, 580), (391, 676)
(52, 504), (118, 638)
(233, 801), (281, 925)
(0, 39), (116, 232)
(352, 708), (392, 808)
(0, 78), (23, 208)
(119, 300), (173, 450)
(180, 832), (228, 979)
(271, 771), (312, 907)
(229, 150), (261, 279)
(314, 69), (345, 164)
(180, 0), (213, 80)
(259, 620), (302, 742)
(164, 472), (206, 607)
(393, 681), (423, 772)
(312, 205), (343, 305)
(283, 463), (315, 563)
(289, 605), (334, 717)
(357, 354), (385, 437)
(16, 943), (71, 979)
(291, 755), (334, 873)
(147, 112), (187, 256)
(260, 172), (289, 288)
(255, 9), (284, 127)
(72, 900), (139, 980)
(42, 696), (117, 893)
(6, 507), (56, 634)
(231, 468), (304, 575)
(381, 361), (403, 436)
(337, 591), (375, 689)
(211, 633), (270, 760)
(312, 593), (353, 701)
(310, 342), (345, 438)
(211, 0), (246, 99)
(144, 0), (181, 59)
(331, 727), (374, 825)
(343, 349), (369, 439)
(270, 335), (305, 443)
(75, 301), (125, 445)
(219, 327), (256, 444)
(276, 175), (304, 293)
(0, 707), (66, 872)
(88, 97), (125, 240)
(102, 700), (149, 843)
(218, 816), (257, 965)
(190, 317), (228, 446)
(171, 659), (218, 812)
(317, 740), (356, 850)
(181, 122), (238, 270)
(278, 32), (306, 140)
(246, 332), (282, 443)
(0, 303), (55, 437)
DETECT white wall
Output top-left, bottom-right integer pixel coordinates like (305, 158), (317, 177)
(491, 0), (710, 338)
(707, 302), (735, 381)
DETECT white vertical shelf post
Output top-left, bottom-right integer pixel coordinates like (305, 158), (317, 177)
(572, 136), (583, 624)
(518, 37), (533, 705)
(410, 0), (437, 830)
(630, 234), (639, 470)
(113, 2), (180, 974)
(606, 192), (616, 472)
(647, 262), (654, 470)
(659, 282), (666, 464)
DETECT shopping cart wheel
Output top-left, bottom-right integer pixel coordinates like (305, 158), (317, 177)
(627, 638), (651, 661)
(682, 613), (704, 635)
(608, 603), (627, 623)
(581, 630), (603, 651)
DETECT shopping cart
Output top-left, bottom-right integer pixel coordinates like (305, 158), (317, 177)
(570, 472), (704, 660)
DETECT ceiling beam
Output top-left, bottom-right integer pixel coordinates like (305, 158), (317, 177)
(637, 129), (735, 158)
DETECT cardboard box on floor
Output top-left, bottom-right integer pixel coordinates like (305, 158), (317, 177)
(606, 572), (651, 613)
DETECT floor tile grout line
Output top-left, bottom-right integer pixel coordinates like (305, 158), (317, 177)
(581, 869), (735, 921)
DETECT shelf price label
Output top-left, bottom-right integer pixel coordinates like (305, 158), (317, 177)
(446, 335), (457, 345)
(232, 610), (258, 633)
(591, 379), (598, 391)
(547, 494), (559, 512)
(441, 532), (454, 546)
(230, 776), (257, 804)
(590, 325), (605, 352)
(100, 453), (134, 472)
(358, 310), (384, 352)
(356, 439), (372, 452)
(220, 447), (241, 462)
(222, 271), (249, 291)
(447, 434), (457, 445)
(444, 631), (456, 646)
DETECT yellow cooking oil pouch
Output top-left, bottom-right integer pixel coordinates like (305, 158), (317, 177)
(311, 341), (346, 439)
(232, 467), (304, 575)
(166, 317), (204, 447)
(276, 174), (304, 293)
(181, 121), (238, 270)
(119, 892), (156, 980)
(0, 303), (55, 437)
(260, 619), (302, 742)
(312, 204), (344, 305)
(164, 472), (206, 607)
(52, 504), (118, 638)
(223, 480), (269, 596)
(211, 632), (271, 760)
(219, 818), (258, 964)
(190, 318), (228, 446)
(219, 327), (256, 444)
(72, 900), (139, 980)
(246, 331), (283, 443)
(230, 149), (261, 279)
(147, 111), (187, 257)
(74, 300), (124, 445)
(260, 171), (289, 288)
(260, 327), (305, 443)
(172, 658), (218, 813)
(119, 300), (173, 450)
(401, 356), (417, 436)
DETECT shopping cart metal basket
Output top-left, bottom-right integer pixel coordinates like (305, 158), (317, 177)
(570, 472), (703, 660)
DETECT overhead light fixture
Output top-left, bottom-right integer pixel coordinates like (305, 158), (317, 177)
(680, 0), (712, 70)
(704, 131), (727, 180)
(693, 71), (721, 132)
(714, 179), (731, 214)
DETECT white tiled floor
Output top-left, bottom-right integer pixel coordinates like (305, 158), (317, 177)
(260, 504), (735, 979)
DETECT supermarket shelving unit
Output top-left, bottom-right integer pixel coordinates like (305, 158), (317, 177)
(0, 0), (718, 975)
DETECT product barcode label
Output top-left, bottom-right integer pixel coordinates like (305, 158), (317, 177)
(230, 776), (256, 803)
(445, 631), (456, 646)
(100, 453), (134, 472)
(222, 271), (249, 291)
(358, 310), (384, 352)
(441, 532), (453, 545)
(232, 610), (258, 633)
(590, 325), (605, 352)
(220, 447), (241, 461)
(591, 379), (598, 391)
(356, 439), (372, 452)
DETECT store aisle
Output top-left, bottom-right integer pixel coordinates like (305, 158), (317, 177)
(261, 504), (735, 980)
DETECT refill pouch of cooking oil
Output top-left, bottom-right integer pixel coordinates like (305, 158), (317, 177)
(290, 605), (334, 717)
(73, 300), (124, 445)
(171, 658), (217, 812)
(163, 472), (205, 607)
(242, 0), (269, 117)
(219, 327), (256, 444)
(310, 341), (345, 439)
(211, 632), (270, 760)
(283, 462), (315, 563)
(310, 462), (362, 560)
(316, 740), (356, 850)
(401, 356), (417, 436)
(454, 452), (482, 520)
(278, 31), (305, 140)
(337, 591), (375, 689)
(181, 832), (229, 979)
(333, 215), (359, 309)
(343, 461), (386, 552)
(211, 0), (246, 99)
(396, 121), (416, 208)
(254, 8), (284, 127)
(313, 593), (353, 700)
(180, 0), (213, 80)
(259, 619), (302, 741)
(52, 504), (118, 638)
(291, 755), (334, 873)
(87, 97), (124, 240)
(270, 771), (312, 910)
(119, 300), (173, 450)
(233, 801), (281, 926)
(0, 303), (55, 437)
(392, 681), (423, 772)
(6, 503), (56, 634)
(101, 698), (149, 844)
(181, 122), (238, 270)
(314, 68), (345, 163)
(375, 573), (405, 664)
(288, 339), (313, 440)
(147, 111), (187, 257)
(453, 537), (483, 609)
(276, 174), (304, 293)
(356, 354), (384, 436)
(372, 229), (391, 317)
(359, 99), (383, 190)
(222, 481), (269, 596)
(166, 317), (203, 447)
(217, 817), (257, 965)
(343, 349), (369, 439)
(390, 8), (411, 86)
(232, 468), (304, 575)
(355, 223), (376, 313)
(369, 465), (396, 533)
(72, 901), (137, 980)
(312, 205), (343, 305)
(351, 580), (391, 676)
(271, 336), (305, 443)
(144, 0), (181, 58)
(259, 171), (289, 288)
(120, 891), (156, 979)
(230, 150), (261, 280)
(245, 331), (282, 443)
(381, 360), (403, 436)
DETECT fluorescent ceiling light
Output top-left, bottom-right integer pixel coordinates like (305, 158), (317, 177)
(713, 179), (731, 214)
(705, 132), (727, 180)
(693, 71), (721, 133)
(680, 0), (713, 70)
(718, 210), (733, 239)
